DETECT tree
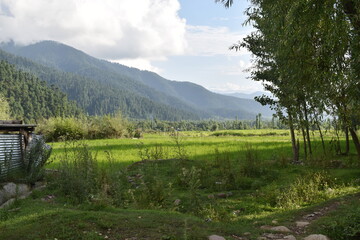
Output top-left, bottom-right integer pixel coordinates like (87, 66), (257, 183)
(217, 0), (360, 159)
(0, 94), (10, 120)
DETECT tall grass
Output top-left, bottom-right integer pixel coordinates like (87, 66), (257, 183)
(37, 114), (131, 142)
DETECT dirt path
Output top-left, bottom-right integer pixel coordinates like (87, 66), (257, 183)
(256, 192), (360, 240)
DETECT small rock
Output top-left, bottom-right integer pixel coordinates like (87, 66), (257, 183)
(41, 195), (55, 202)
(208, 194), (215, 199)
(0, 198), (15, 209)
(305, 214), (315, 219)
(270, 226), (291, 233)
(233, 210), (241, 215)
(303, 234), (330, 240)
(0, 190), (6, 205)
(284, 235), (297, 240)
(272, 219), (278, 224)
(216, 193), (228, 198)
(260, 225), (272, 230)
(265, 233), (282, 239)
(296, 221), (310, 227)
(3, 183), (17, 198)
(209, 235), (226, 240)
(243, 232), (251, 236)
(34, 181), (46, 190)
(16, 184), (30, 197)
(174, 199), (181, 205)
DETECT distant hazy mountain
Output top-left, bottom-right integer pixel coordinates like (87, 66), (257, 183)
(226, 91), (273, 100)
(1, 41), (273, 120)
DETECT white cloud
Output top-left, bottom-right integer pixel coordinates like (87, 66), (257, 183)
(0, 0), (186, 60)
(112, 58), (163, 73)
(208, 81), (263, 94)
(185, 25), (250, 56)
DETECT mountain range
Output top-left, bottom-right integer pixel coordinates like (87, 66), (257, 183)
(0, 40), (272, 120)
(225, 91), (273, 100)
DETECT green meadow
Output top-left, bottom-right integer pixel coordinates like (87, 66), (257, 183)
(1, 129), (360, 240)
(49, 129), (294, 164)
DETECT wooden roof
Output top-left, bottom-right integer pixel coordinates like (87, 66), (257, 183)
(0, 120), (36, 132)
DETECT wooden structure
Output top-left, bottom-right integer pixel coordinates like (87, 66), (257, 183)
(0, 120), (37, 179)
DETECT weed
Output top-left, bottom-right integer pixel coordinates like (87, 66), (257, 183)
(241, 143), (263, 177)
(213, 149), (236, 191)
(177, 166), (202, 213)
(22, 136), (52, 184)
(137, 142), (169, 161)
(170, 130), (189, 160)
(316, 202), (360, 240)
(52, 143), (100, 204)
(276, 171), (336, 209)
(128, 166), (173, 209)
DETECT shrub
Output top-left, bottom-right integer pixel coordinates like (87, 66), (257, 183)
(52, 143), (100, 204)
(38, 117), (86, 141)
(137, 142), (169, 161)
(87, 113), (127, 139)
(319, 204), (360, 240)
(276, 171), (336, 209)
(22, 135), (52, 184)
(128, 164), (173, 209)
(241, 143), (263, 177)
(37, 113), (129, 141)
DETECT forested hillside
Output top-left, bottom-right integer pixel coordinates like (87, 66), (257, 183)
(1, 41), (273, 119)
(0, 61), (80, 121)
(0, 49), (203, 120)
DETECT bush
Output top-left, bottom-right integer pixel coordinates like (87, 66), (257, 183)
(51, 143), (100, 204)
(37, 117), (86, 141)
(38, 113), (129, 141)
(276, 171), (336, 209)
(319, 204), (360, 240)
(87, 113), (127, 139)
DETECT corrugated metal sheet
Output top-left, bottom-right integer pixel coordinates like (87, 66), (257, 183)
(0, 134), (24, 179)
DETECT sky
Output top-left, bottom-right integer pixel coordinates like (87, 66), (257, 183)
(0, 0), (262, 94)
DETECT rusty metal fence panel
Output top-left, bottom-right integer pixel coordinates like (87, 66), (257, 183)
(0, 134), (23, 179)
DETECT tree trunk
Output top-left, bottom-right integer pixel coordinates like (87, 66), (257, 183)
(289, 114), (299, 162)
(316, 121), (326, 154)
(349, 127), (360, 159)
(302, 127), (307, 160)
(344, 127), (350, 155)
(303, 101), (312, 156)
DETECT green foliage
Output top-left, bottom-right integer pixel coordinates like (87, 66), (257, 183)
(177, 166), (202, 212)
(0, 93), (10, 119)
(137, 142), (169, 161)
(53, 143), (100, 204)
(317, 203), (360, 240)
(22, 137), (52, 184)
(38, 114), (129, 141)
(170, 130), (189, 160)
(128, 169), (172, 209)
(0, 48), (202, 121)
(241, 143), (263, 177)
(276, 171), (337, 209)
(38, 117), (86, 141)
(0, 60), (80, 122)
(87, 113), (128, 139)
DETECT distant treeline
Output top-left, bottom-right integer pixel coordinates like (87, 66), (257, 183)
(131, 116), (287, 132)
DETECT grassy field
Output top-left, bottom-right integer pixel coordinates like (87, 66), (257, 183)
(48, 129), (338, 164)
(1, 129), (359, 239)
